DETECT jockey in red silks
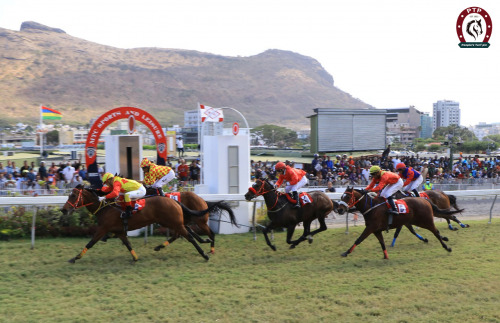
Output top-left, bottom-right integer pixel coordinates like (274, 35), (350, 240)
(274, 161), (308, 208)
(365, 166), (403, 216)
(396, 162), (423, 197)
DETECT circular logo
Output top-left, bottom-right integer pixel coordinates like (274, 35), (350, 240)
(157, 142), (166, 153)
(128, 115), (136, 134)
(457, 7), (493, 47)
(87, 146), (96, 158)
(232, 122), (240, 136)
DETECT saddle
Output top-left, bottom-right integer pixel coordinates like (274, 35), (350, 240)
(284, 192), (313, 207)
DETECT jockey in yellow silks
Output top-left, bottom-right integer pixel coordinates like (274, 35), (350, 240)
(140, 158), (176, 196)
(100, 172), (146, 219)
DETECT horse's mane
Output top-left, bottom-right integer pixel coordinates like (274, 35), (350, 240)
(466, 19), (482, 39)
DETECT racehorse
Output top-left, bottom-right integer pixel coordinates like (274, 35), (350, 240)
(244, 178), (334, 250)
(61, 185), (225, 263)
(335, 187), (462, 259)
(145, 187), (238, 253)
(390, 190), (467, 247)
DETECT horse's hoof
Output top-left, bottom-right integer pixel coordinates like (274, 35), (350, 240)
(447, 247), (452, 252)
(341, 252), (348, 257)
(442, 237), (449, 242)
(289, 244), (296, 249)
(423, 239), (429, 243)
(203, 254), (210, 261)
(154, 245), (164, 252)
(68, 258), (76, 264)
(307, 235), (313, 244)
(270, 245), (277, 251)
(461, 224), (470, 228)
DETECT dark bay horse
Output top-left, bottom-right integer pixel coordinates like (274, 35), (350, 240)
(244, 179), (334, 251)
(61, 185), (224, 263)
(335, 187), (462, 259)
(145, 187), (238, 253)
(390, 190), (467, 247)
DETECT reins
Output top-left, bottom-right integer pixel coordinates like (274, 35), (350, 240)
(67, 188), (117, 216)
(250, 180), (282, 211)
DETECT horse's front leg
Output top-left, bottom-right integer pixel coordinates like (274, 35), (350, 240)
(118, 234), (138, 262)
(286, 224), (301, 249)
(68, 229), (107, 263)
(341, 227), (374, 257)
(305, 216), (328, 243)
(373, 231), (389, 259)
(262, 224), (277, 251)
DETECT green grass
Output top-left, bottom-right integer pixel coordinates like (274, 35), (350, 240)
(1, 220), (499, 322)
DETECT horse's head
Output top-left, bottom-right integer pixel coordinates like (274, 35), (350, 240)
(244, 179), (274, 201)
(467, 19), (483, 40)
(60, 184), (98, 215)
(336, 186), (363, 214)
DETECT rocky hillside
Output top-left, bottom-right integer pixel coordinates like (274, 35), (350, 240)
(0, 21), (373, 129)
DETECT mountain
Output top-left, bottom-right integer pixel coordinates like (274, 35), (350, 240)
(0, 21), (373, 130)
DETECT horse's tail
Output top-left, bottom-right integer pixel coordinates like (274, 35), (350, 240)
(429, 201), (464, 216)
(206, 201), (239, 227)
(177, 201), (238, 225)
(444, 193), (461, 211)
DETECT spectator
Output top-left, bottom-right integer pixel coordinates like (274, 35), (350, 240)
(177, 159), (190, 186)
(38, 161), (48, 181)
(188, 159), (200, 182)
(176, 136), (184, 158)
(381, 144), (391, 162)
(325, 181), (336, 192)
(78, 165), (87, 180)
(423, 178), (434, 190)
(20, 160), (30, 177)
(62, 162), (76, 186)
(0, 162), (6, 176)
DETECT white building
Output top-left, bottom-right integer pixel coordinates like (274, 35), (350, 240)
(433, 100), (460, 131)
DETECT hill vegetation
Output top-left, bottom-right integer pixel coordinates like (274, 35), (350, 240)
(0, 21), (373, 129)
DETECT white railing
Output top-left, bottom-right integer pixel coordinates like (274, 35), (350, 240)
(1, 189), (498, 249)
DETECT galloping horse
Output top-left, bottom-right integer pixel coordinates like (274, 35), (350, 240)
(335, 187), (462, 259)
(145, 187), (238, 253)
(390, 190), (467, 247)
(61, 185), (224, 263)
(244, 179), (334, 250)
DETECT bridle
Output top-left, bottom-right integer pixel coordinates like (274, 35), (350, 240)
(248, 179), (281, 211)
(340, 189), (362, 209)
(65, 188), (111, 215)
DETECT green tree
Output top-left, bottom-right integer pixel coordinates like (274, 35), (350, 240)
(251, 125), (297, 148)
(432, 125), (476, 142)
(46, 130), (59, 145)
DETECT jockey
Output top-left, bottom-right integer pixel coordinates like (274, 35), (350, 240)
(274, 161), (307, 208)
(396, 162), (423, 197)
(365, 165), (403, 216)
(100, 172), (146, 220)
(140, 158), (176, 196)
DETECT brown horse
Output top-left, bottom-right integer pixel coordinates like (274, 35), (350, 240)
(390, 190), (467, 247)
(335, 187), (462, 259)
(61, 185), (224, 263)
(145, 187), (238, 253)
(244, 178), (334, 250)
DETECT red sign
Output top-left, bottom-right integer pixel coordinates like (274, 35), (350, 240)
(232, 122), (239, 136)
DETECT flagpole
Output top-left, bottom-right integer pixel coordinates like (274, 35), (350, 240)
(39, 105), (43, 157)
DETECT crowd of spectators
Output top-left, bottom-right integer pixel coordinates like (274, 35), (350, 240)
(251, 152), (500, 189)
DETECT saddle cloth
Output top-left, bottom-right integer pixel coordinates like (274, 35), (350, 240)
(419, 192), (430, 200)
(117, 198), (146, 214)
(285, 192), (313, 206)
(394, 199), (410, 214)
(165, 192), (181, 202)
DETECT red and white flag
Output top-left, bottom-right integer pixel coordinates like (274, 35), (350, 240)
(199, 104), (224, 122)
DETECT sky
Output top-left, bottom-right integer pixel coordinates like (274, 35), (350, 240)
(0, 0), (499, 128)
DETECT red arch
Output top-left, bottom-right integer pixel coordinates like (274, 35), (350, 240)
(85, 107), (167, 187)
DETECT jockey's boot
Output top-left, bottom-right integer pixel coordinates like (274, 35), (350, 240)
(386, 196), (398, 232)
(292, 191), (300, 208)
(412, 189), (420, 197)
(121, 205), (133, 233)
(157, 187), (165, 196)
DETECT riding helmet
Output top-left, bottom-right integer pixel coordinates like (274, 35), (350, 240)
(140, 158), (152, 168)
(275, 162), (286, 171)
(102, 172), (114, 183)
(369, 165), (381, 175)
(396, 162), (406, 170)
